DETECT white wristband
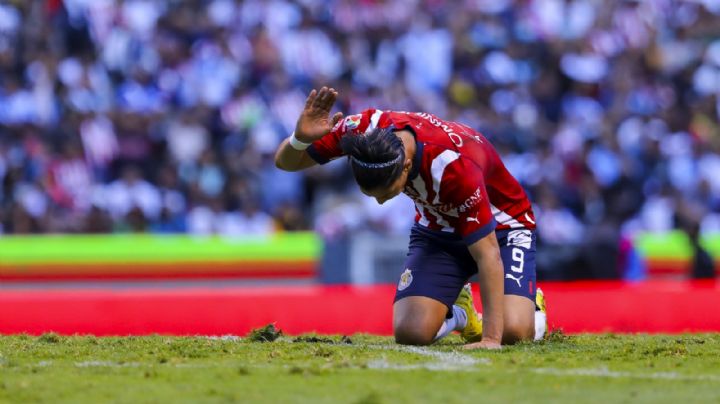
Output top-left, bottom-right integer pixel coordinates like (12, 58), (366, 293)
(288, 132), (311, 150)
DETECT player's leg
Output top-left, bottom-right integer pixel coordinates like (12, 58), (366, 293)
(502, 295), (535, 343)
(393, 296), (448, 345)
(498, 228), (543, 344)
(392, 227), (472, 345)
(465, 229), (541, 346)
(463, 290), (547, 345)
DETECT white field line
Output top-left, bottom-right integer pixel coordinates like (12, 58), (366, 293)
(10, 343), (720, 382)
(7, 345), (483, 372)
(205, 335), (241, 341)
(533, 367), (720, 382)
(54, 360), (720, 381)
(13, 360), (720, 383)
(366, 345), (488, 371)
(75, 361), (141, 368)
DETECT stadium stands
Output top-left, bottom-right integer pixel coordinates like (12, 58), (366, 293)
(0, 1), (718, 279)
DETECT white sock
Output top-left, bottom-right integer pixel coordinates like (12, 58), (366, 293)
(433, 305), (468, 342)
(534, 310), (547, 341)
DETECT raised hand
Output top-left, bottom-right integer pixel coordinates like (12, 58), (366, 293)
(294, 87), (344, 143)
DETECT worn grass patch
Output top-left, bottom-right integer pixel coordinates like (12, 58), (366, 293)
(1, 332), (719, 403)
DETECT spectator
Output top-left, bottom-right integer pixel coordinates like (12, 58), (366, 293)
(219, 199), (274, 237)
(103, 165), (161, 221)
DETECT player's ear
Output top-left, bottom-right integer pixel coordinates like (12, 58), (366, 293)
(404, 159), (412, 172)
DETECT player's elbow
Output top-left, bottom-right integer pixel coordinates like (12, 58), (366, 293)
(274, 157), (290, 171)
(274, 156), (298, 172)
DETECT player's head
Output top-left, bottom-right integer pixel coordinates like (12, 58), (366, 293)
(340, 127), (411, 205)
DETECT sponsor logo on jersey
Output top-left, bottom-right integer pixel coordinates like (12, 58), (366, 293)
(414, 112), (484, 147)
(398, 268), (413, 291)
(345, 114), (362, 130)
(415, 112), (461, 145)
(457, 187), (483, 213)
(507, 229), (532, 249)
(406, 194), (457, 215)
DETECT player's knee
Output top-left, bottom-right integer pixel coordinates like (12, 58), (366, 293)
(502, 316), (534, 345)
(393, 322), (435, 346)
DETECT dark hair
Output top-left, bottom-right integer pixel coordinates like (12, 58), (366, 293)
(339, 127), (405, 191)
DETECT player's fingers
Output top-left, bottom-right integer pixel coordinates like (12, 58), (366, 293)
(327, 88), (338, 105)
(331, 111), (344, 126)
(304, 89), (317, 110)
(312, 86), (328, 108)
(319, 87), (337, 110)
(462, 342), (502, 350)
(316, 87), (331, 108)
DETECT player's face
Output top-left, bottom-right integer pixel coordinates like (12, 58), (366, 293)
(360, 160), (411, 205)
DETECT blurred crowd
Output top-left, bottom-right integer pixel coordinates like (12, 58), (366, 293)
(0, 0), (719, 275)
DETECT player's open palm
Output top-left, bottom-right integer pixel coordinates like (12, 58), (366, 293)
(294, 87), (344, 143)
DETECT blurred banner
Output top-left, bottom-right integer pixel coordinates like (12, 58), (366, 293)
(0, 232), (717, 282)
(0, 233), (320, 280)
(2, 281), (719, 336)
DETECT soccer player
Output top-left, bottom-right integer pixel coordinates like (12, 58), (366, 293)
(275, 87), (547, 349)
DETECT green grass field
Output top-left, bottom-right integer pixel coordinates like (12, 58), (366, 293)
(1, 330), (719, 403)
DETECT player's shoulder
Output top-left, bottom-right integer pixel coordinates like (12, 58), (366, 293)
(420, 142), (479, 185)
(332, 108), (388, 135)
(332, 109), (426, 138)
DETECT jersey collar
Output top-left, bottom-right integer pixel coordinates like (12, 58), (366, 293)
(408, 136), (423, 181)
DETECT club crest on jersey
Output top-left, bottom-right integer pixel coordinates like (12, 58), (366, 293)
(345, 114), (362, 130)
(398, 268), (413, 291)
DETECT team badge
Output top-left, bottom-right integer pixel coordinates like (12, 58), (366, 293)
(398, 268), (413, 291)
(345, 114), (362, 130)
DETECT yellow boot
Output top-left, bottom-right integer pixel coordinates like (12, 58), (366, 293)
(454, 283), (482, 343)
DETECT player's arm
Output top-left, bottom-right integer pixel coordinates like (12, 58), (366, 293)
(275, 87), (344, 172)
(274, 138), (319, 171)
(445, 160), (502, 349)
(467, 233), (504, 349)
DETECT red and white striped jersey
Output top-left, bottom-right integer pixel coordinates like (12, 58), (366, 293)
(307, 109), (536, 244)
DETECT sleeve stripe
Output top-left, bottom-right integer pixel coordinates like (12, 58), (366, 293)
(463, 218), (497, 246)
(430, 150), (460, 204)
(366, 109), (384, 133)
(306, 145), (330, 165)
(490, 204), (525, 228)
